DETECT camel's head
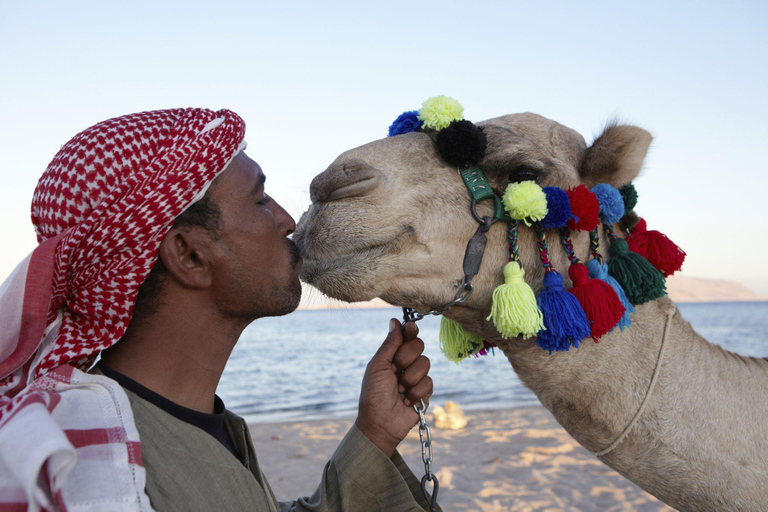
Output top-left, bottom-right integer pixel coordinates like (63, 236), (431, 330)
(293, 109), (652, 336)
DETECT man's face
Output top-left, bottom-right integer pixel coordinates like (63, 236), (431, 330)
(207, 151), (302, 319)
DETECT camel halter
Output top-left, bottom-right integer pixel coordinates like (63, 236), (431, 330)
(402, 167), (512, 324)
(392, 95), (687, 362)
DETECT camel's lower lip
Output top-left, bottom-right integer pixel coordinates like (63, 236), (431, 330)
(299, 237), (394, 271)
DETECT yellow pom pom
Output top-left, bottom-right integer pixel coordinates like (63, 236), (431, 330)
(418, 95), (464, 131)
(487, 261), (544, 339)
(502, 181), (548, 226)
(439, 317), (484, 363)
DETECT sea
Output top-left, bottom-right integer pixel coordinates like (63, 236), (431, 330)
(218, 302), (768, 424)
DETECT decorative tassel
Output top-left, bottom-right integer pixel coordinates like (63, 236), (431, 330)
(619, 183), (638, 212)
(627, 218), (686, 277)
(567, 262), (625, 340)
(591, 184), (625, 224)
(473, 340), (497, 358)
(439, 317), (484, 363)
(587, 258), (634, 331)
(541, 186), (574, 229)
(607, 238), (667, 304)
(502, 181), (548, 226)
(488, 261), (544, 339)
(536, 271), (591, 353)
(566, 185), (600, 231)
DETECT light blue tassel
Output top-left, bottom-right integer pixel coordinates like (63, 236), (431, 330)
(588, 258), (634, 331)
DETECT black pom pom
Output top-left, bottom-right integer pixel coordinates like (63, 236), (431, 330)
(435, 120), (487, 168)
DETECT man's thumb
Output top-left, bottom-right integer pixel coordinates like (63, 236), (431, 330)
(372, 318), (403, 364)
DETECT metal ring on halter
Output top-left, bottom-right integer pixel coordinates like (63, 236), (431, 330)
(469, 197), (498, 229)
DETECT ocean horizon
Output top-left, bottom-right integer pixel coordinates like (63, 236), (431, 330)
(218, 301), (768, 424)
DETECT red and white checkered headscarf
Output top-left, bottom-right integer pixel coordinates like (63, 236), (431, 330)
(0, 108), (246, 404)
(0, 108), (246, 510)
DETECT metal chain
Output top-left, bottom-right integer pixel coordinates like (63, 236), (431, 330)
(401, 310), (440, 511)
(414, 399), (439, 511)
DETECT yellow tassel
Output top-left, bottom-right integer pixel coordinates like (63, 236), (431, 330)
(502, 181), (548, 226)
(487, 261), (544, 339)
(439, 317), (484, 363)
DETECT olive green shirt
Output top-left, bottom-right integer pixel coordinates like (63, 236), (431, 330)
(106, 375), (435, 511)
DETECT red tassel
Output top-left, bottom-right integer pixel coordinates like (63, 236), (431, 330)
(566, 185), (600, 231)
(567, 263), (625, 340)
(627, 218), (686, 277)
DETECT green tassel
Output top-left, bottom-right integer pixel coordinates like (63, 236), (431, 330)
(608, 238), (667, 305)
(439, 317), (484, 363)
(487, 261), (544, 339)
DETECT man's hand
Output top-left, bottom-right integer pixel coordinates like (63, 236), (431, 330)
(356, 318), (433, 457)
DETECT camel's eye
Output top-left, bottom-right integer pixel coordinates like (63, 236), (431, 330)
(509, 166), (540, 183)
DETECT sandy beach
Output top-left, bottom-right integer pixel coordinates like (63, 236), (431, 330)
(250, 405), (673, 511)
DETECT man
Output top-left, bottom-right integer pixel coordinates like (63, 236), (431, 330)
(0, 108), (436, 511)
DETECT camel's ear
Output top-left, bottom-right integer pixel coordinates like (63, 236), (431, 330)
(580, 124), (652, 188)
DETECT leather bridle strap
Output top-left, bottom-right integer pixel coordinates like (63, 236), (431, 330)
(403, 166), (509, 322)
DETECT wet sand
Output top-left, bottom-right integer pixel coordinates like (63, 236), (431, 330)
(249, 405), (674, 511)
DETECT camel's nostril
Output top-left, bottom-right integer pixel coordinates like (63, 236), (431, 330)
(310, 160), (383, 203)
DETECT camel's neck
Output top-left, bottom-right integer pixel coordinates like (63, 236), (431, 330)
(474, 297), (768, 511)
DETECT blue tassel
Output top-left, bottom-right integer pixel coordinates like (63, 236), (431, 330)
(536, 271), (591, 353)
(591, 184), (625, 224)
(588, 258), (634, 331)
(541, 186), (574, 229)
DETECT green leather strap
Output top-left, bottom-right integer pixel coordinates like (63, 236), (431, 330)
(459, 166), (495, 202)
(459, 166), (512, 223)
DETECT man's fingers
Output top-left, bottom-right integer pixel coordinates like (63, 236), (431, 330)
(406, 376), (434, 404)
(399, 355), (430, 388)
(393, 337), (425, 372)
(403, 321), (419, 341)
(372, 319), (404, 365)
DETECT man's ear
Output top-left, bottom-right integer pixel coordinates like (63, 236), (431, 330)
(158, 228), (215, 289)
(580, 123), (652, 188)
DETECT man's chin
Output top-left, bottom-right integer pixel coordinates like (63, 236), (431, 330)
(267, 278), (302, 317)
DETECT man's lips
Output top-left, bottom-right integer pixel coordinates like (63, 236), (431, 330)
(288, 238), (302, 268)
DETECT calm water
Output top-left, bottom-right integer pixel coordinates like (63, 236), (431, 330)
(218, 302), (768, 423)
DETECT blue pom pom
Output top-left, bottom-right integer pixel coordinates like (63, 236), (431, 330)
(540, 187), (573, 229)
(591, 184), (625, 224)
(388, 111), (423, 137)
(536, 271), (591, 353)
(587, 259), (634, 331)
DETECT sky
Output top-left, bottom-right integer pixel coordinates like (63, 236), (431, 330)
(1, 1), (767, 295)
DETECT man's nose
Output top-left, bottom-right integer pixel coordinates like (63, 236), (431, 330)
(273, 200), (296, 235)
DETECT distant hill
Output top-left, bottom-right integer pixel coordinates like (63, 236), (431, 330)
(297, 276), (766, 311)
(666, 275), (766, 303)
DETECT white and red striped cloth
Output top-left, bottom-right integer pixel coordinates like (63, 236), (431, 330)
(0, 108), (246, 511)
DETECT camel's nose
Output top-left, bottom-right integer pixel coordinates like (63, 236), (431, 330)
(309, 159), (382, 203)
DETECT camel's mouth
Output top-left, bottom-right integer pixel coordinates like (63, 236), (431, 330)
(294, 224), (416, 302)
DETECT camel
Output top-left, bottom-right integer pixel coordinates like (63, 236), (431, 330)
(292, 112), (768, 511)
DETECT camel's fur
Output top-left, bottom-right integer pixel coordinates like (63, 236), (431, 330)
(293, 113), (768, 511)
